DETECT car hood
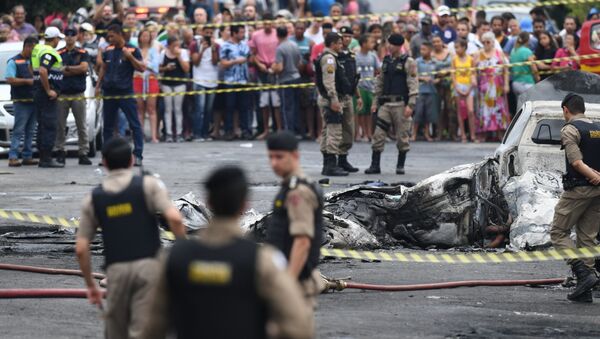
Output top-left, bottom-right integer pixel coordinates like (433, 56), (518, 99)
(0, 83), (10, 101)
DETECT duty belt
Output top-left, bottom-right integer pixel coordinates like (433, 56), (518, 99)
(378, 96), (405, 105)
(562, 175), (592, 191)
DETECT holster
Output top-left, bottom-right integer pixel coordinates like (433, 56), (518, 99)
(324, 107), (343, 124)
(562, 175), (591, 191)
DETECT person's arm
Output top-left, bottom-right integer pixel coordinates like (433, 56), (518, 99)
(39, 53), (57, 99)
(75, 195), (103, 308)
(272, 47), (284, 74)
(321, 55), (341, 112)
(93, 0), (111, 24)
(529, 55), (540, 82)
(284, 186), (318, 279)
(145, 176), (186, 238)
(64, 53), (89, 76)
(95, 51), (106, 97)
(178, 49), (190, 74)
(372, 68), (384, 112)
(405, 58), (419, 117)
(124, 47), (146, 72)
(288, 236), (311, 278)
(5, 60), (33, 86)
(211, 44), (219, 66)
(114, 0), (125, 23)
(191, 41), (201, 66)
(220, 48), (246, 69)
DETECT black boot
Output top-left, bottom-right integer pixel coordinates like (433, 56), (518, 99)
(338, 154), (358, 173)
(78, 155), (92, 165)
(55, 150), (66, 165)
(321, 153), (328, 175)
(364, 152), (381, 174)
(396, 151), (407, 175)
(323, 154), (348, 177)
(39, 150), (65, 168)
(567, 260), (598, 302)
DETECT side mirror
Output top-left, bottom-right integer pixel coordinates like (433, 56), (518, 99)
(531, 119), (563, 145)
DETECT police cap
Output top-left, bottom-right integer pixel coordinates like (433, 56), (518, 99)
(266, 131), (299, 152)
(340, 26), (352, 35)
(387, 33), (405, 46)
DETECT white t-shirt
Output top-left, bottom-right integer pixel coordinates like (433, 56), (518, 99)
(304, 26), (323, 45)
(192, 40), (219, 88)
(158, 49), (190, 65)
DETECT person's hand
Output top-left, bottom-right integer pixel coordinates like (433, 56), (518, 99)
(201, 39), (209, 50)
(330, 101), (341, 112)
(122, 47), (133, 60)
(404, 105), (413, 118)
(168, 63), (176, 70)
(257, 62), (267, 72)
(86, 282), (103, 307)
(371, 103), (378, 114)
(589, 174), (600, 186)
(503, 84), (510, 94)
(356, 97), (363, 111)
(47, 89), (58, 100)
(95, 87), (101, 98)
(173, 46), (181, 56)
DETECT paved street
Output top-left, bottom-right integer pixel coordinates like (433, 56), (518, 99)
(1, 140), (600, 338)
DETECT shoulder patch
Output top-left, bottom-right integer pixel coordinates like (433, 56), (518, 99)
(327, 65), (335, 73)
(270, 250), (288, 271)
(326, 58), (335, 65)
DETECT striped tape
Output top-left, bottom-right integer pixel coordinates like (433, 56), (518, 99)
(2, 209), (600, 263)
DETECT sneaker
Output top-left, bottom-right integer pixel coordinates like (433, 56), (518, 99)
(166, 136), (174, 143)
(193, 138), (205, 142)
(134, 157), (143, 167)
(224, 132), (235, 141)
(8, 159), (21, 167)
(21, 158), (39, 166)
(177, 137), (185, 143)
(78, 156), (92, 165)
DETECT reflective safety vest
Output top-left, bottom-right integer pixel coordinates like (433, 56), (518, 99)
(31, 44), (63, 92)
(8, 54), (34, 101)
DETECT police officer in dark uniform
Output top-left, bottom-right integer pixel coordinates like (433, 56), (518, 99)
(76, 137), (186, 338)
(315, 32), (352, 176)
(142, 166), (311, 339)
(336, 26), (362, 173)
(265, 131), (325, 333)
(550, 93), (600, 303)
(95, 24), (146, 167)
(365, 33), (418, 175)
(56, 27), (92, 165)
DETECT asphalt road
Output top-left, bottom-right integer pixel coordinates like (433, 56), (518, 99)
(2, 140), (599, 338)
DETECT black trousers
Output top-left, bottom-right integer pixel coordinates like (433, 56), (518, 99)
(34, 89), (58, 153)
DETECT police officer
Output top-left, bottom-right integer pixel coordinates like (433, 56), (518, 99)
(32, 27), (65, 168)
(96, 24), (146, 167)
(337, 26), (362, 173)
(315, 32), (350, 176)
(365, 34), (418, 175)
(56, 27), (92, 166)
(142, 166), (311, 339)
(265, 131), (325, 333)
(550, 93), (600, 303)
(7, 36), (38, 167)
(75, 137), (186, 338)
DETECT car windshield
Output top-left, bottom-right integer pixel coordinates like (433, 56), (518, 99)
(591, 23), (600, 51)
(0, 49), (17, 83)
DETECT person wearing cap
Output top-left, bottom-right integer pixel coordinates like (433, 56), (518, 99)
(265, 131), (325, 334)
(410, 16), (433, 58)
(336, 25), (362, 173)
(96, 24), (146, 167)
(315, 32), (352, 176)
(365, 33), (418, 175)
(55, 27), (92, 166)
(7, 36), (38, 167)
(432, 5), (456, 44)
(31, 26), (65, 168)
(142, 164), (312, 339)
(550, 93), (600, 303)
(78, 23), (99, 67)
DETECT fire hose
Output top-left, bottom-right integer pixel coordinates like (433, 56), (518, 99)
(0, 263), (565, 298)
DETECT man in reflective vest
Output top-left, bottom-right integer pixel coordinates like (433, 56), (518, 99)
(7, 36), (38, 167)
(550, 93), (600, 303)
(31, 27), (65, 168)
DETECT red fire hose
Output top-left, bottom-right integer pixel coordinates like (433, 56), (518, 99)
(0, 263), (105, 280)
(0, 289), (106, 299)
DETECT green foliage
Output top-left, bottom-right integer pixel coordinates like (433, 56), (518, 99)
(0, 0), (89, 16)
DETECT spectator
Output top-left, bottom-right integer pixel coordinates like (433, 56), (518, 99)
(220, 24), (251, 141)
(33, 14), (45, 34)
(159, 36), (191, 143)
(11, 5), (37, 40)
(552, 33), (580, 71)
(193, 7), (209, 33)
(534, 31), (558, 81)
(242, 4), (257, 21)
(135, 29), (161, 143)
(293, 0), (311, 18)
(403, 24), (418, 55)
(432, 5), (456, 44)
(272, 26), (302, 134)
(0, 23), (20, 42)
(451, 38), (476, 143)
(249, 13), (282, 137)
(474, 20), (501, 51)
(532, 18), (546, 40)
(413, 41), (439, 142)
(355, 34), (379, 142)
(305, 12), (325, 45)
(491, 16), (508, 49)
(290, 21), (317, 139)
(93, 0), (124, 39)
(124, 12), (140, 44)
(529, 6), (556, 34)
(448, 21), (478, 55)
(559, 16), (579, 42)
(310, 0), (334, 20)
(588, 7), (599, 21)
(503, 18), (537, 55)
(431, 34), (455, 141)
(190, 25), (220, 141)
(510, 32), (539, 97)
(368, 23), (386, 60)
(477, 32), (510, 141)
(329, 2), (344, 28)
(410, 16), (433, 58)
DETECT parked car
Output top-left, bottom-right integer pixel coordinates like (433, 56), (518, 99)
(579, 19), (600, 74)
(0, 41), (103, 157)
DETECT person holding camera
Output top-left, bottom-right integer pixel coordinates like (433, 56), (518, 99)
(159, 36), (190, 143)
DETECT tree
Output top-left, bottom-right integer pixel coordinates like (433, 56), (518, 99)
(0, 0), (89, 18)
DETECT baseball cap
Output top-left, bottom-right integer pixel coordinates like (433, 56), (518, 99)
(44, 26), (65, 39)
(340, 26), (352, 35)
(421, 16), (432, 25)
(437, 5), (451, 17)
(64, 27), (78, 36)
(80, 22), (94, 33)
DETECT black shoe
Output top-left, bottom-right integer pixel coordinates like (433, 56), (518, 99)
(570, 289), (593, 303)
(396, 151), (407, 175)
(364, 152), (381, 174)
(567, 260), (599, 301)
(322, 154), (348, 177)
(338, 154), (359, 173)
(56, 151), (66, 165)
(39, 150), (65, 168)
(241, 132), (253, 140)
(224, 132), (235, 141)
(78, 155), (92, 165)
(134, 157), (143, 167)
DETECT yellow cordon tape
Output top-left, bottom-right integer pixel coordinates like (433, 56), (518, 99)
(2, 209), (600, 263)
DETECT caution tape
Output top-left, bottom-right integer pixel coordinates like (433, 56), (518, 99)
(2, 208), (600, 263)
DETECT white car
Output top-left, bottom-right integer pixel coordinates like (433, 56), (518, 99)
(0, 41), (103, 157)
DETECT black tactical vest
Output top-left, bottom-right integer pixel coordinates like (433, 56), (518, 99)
(314, 51), (353, 99)
(166, 237), (267, 339)
(265, 176), (323, 281)
(338, 49), (360, 94)
(382, 55), (409, 103)
(9, 54), (34, 101)
(91, 175), (160, 267)
(564, 120), (600, 186)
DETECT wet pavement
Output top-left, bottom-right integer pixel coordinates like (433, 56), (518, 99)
(2, 140), (599, 338)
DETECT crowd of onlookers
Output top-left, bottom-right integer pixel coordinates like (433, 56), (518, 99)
(1, 0), (600, 144)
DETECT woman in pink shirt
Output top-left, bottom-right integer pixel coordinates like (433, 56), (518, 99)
(552, 33), (580, 71)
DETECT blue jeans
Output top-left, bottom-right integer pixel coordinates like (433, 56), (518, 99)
(193, 83), (216, 138)
(280, 78), (300, 132)
(9, 102), (36, 159)
(102, 91), (144, 159)
(223, 85), (251, 135)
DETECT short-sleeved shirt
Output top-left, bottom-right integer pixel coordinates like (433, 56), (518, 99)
(37, 51), (62, 91)
(95, 18), (122, 39)
(5, 58), (18, 79)
(290, 36), (311, 64)
(355, 50), (379, 92)
(13, 23), (37, 40)
(416, 57), (437, 94)
(219, 40), (250, 84)
(432, 26), (457, 44)
(275, 40), (301, 83)
(58, 47), (89, 94)
(249, 29), (279, 66)
(510, 46), (535, 84)
(190, 39), (220, 88)
(102, 43), (142, 93)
